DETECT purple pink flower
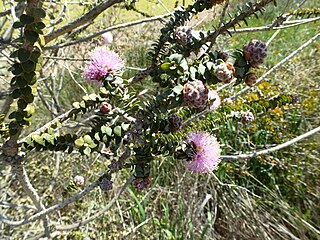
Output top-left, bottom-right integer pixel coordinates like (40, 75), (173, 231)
(83, 46), (124, 84)
(185, 131), (221, 174)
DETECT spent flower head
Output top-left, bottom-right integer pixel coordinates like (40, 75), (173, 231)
(73, 175), (85, 187)
(83, 46), (124, 84)
(185, 131), (221, 174)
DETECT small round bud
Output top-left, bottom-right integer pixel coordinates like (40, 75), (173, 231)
(245, 72), (258, 87)
(102, 32), (113, 44)
(223, 98), (234, 105)
(217, 51), (229, 62)
(241, 111), (255, 123)
(100, 102), (112, 114)
(168, 114), (182, 132)
(50, 3), (57, 9)
(100, 178), (113, 192)
(214, 62), (235, 83)
(132, 177), (152, 191)
(290, 94), (300, 104)
(73, 175), (85, 187)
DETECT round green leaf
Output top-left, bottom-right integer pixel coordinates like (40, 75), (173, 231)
(20, 14), (34, 24)
(31, 8), (46, 18)
(11, 63), (23, 75)
(18, 49), (31, 62)
(17, 77), (28, 88)
(24, 30), (39, 43)
(75, 138), (84, 147)
(21, 60), (36, 72)
(12, 89), (21, 99)
(20, 86), (32, 96)
(13, 21), (25, 29)
(17, 99), (28, 110)
(114, 126), (122, 137)
(24, 94), (34, 103)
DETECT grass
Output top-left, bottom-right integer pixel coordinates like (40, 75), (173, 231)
(1, 0), (320, 239)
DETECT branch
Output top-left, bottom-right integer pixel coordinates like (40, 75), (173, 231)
(55, 175), (134, 231)
(44, 0), (124, 44)
(229, 17), (320, 33)
(0, 178), (99, 227)
(44, 13), (171, 49)
(0, 1), (25, 17)
(221, 126), (320, 160)
(11, 160), (51, 236)
(201, 0), (274, 46)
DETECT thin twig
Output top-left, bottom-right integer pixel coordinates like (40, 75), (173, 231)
(44, 13), (171, 49)
(44, 0), (124, 44)
(221, 125), (320, 160)
(55, 175), (134, 231)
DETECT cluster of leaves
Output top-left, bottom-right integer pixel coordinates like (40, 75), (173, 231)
(289, 7), (320, 17)
(8, 7), (46, 135)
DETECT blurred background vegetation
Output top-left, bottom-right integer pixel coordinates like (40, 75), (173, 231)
(0, 0), (319, 239)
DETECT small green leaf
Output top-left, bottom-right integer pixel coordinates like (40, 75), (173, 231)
(75, 138), (84, 147)
(13, 21), (25, 29)
(114, 126), (122, 137)
(32, 134), (44, 145)
(30, 50), (41, 62)
(17, 99), (28, 109)
(24, 94), (34, 103)
(10, 50), (19, 58)
(113, 77), (123, 85)
(20, 14), (34, 24)
(11, 63), (23, 75)
(172, 85), (183, 94)
(23, 72), (36, 84)
(31, 8), (46, 18)
(24, 30), (39, 43)
(94, 132), (100, 141)
(199, 64), (206, 75)
(101, 126), (112, 136)
(72, 102), (80, 109)
(83, 135), (92, 143)
(20, 86), (32, 96)
(160, 62), (171, 72)
(83, 147), (91, 156)
(121, 122), (130, 131)
(21, 60), (35, 72)
(12, 89), (21, 99)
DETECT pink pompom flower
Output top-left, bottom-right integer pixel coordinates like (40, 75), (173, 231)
(185, 131), (221, 174)
(83, 46), (124, 84)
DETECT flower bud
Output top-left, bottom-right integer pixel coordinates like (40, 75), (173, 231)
(223, 98), (234, 105)
(102, 32), (113, 44)
(217, 51), (229, 62)
(132, 177), (152, 191)
(100, 178), (113, 192)
(168, 114), (182, 132)
(100, 102), (112, 114)
(245, 72), (258, 87)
